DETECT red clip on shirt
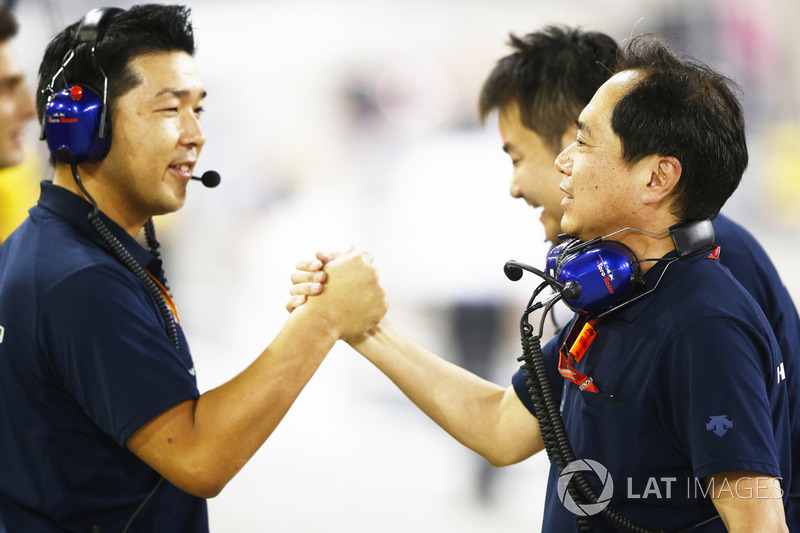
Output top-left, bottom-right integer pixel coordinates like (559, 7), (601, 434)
(558, 317), (601, 393)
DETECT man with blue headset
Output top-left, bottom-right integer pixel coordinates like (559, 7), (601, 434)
(0, 5), (386, 531)
(291, 30), (794, 531)
(478, 28), (799, 530)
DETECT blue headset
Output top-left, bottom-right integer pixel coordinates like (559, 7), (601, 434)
(506, 219), (715, 317)
(545, 238), (641, 315)
(40, 8), (124, 164)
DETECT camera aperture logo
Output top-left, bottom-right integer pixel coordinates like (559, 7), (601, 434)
(557, 459), (614, 516)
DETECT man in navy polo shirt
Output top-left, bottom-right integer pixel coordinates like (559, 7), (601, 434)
(290, 35), (791, 531)
(0, 4), (386, 531)
(476, 27), (800, 528)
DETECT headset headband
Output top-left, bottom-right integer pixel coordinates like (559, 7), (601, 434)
(669, 219), (715, 258)
(556, 219), (715, 259)
(75, 7), (124, 47)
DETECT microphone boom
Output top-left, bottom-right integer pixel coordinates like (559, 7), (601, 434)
(191, 170), (221, 188)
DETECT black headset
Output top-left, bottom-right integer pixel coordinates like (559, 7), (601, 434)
(40, 7), (123, 164)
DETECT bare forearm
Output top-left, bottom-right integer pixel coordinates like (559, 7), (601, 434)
(350, 320), (542, 466)
(201, 309), (336, 466)
(128, 306), (338, 497)
(707, 473), (788, 532)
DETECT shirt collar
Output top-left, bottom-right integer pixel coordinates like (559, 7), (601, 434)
(607, 249), (709, 323)
(37, 180), (157, 271)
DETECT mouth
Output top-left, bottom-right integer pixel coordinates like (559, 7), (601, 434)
(559, 186), (574, 207)
(9, 129), (25, 148)
(168, 162), (194, 181)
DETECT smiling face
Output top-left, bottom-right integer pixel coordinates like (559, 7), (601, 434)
(498, 102), (576, 243)
(554, 70), (655, 242)
(94, 51), (206, 228)
(0, 39), (36, 168)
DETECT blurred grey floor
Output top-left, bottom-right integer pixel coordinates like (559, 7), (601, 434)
(195, 336), (549, 532)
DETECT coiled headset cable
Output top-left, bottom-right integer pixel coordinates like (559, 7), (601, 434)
(71, 163), (173, 532)
(70, 164), (180, 351)
(516, 280), (663, 533)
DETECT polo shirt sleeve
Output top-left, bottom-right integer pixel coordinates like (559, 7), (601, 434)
(659, 315), (786, 481)
(512, 318), (574, 418)
(39, 263), (200, 447)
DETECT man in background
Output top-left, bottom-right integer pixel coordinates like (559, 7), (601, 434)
(0, 7), (38, 243)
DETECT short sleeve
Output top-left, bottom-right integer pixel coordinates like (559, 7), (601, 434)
(39, 264), (200, 446)
(659, 315), (787, 481)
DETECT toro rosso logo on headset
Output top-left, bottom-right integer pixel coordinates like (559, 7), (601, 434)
(596, 258), (615, 294)
(46, 113), (78, 124)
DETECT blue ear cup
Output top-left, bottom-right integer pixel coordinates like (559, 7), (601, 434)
(547, 240), (641, 315)
(43, 84), (110, 164)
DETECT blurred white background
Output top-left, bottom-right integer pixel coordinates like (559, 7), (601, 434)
(9, 0), (800, 530)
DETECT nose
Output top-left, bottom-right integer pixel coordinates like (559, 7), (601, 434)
(180, 110), (206, 149)
(509, 172), (522, 198)
(555, 142), (574, 176)
(17, 82), (36, 121)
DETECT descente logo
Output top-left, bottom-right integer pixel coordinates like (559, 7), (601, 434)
(0, 325), (5, 344)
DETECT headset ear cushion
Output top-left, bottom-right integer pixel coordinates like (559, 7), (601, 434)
(552, 240), (640, 315)
(43, 84), (111, 164)
(546, 238), (581, 277)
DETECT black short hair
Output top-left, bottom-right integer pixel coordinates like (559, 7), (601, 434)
(479, 25), (618, 154)
(36, 4), (195, 124)
(611, 35), (748, 221)
(0, 8), (18, 42)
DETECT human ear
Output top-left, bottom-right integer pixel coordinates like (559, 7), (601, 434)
(643, 156), (681, 205)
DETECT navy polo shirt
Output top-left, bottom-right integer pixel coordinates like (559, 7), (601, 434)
(513, 248), (790, 532)
(0, 182), (207, 532)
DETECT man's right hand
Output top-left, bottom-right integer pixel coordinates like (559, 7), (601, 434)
(294, 250), (387, 341)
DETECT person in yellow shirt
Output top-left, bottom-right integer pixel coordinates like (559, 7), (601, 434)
(0, 154), (40, 242)
(0, 7), (38, 243)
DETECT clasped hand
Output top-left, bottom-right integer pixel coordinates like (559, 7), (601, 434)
(287, 250), (387, 341)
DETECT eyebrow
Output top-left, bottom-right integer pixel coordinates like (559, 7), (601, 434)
(0, 74), (24, 87)
(502, 142), (516, 154)
(153, 88), (207, 99)
(577, 120), (592, 137)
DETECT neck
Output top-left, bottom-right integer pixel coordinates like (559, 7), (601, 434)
(52, 164), (145, 238)
(601, 211), (681, 275)
(611, 229), (675, 275)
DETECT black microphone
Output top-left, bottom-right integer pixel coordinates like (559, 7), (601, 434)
(504, 260), (564, 289)
(504, 262), (523, 282)
(191, 170), (221, 188)
(504, 260), (583, 304)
